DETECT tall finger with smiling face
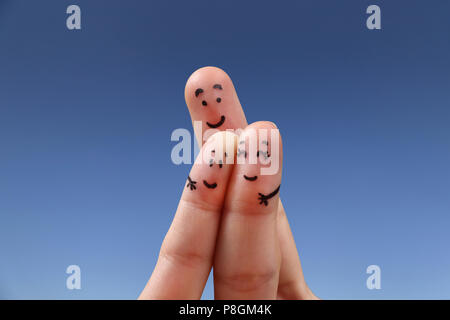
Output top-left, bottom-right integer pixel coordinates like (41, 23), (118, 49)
(139, 131), (237, 299)
(185, 66), (247, 143)
(214, 121), (283, 299)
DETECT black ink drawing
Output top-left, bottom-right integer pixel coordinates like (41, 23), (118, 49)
(195, 88), (203, 97)
(209, 150), (224, 169)
(195, 84), (225, 127)
(214, 84), (222, 103)
(258, 151), (270, 159)
(209, 159), (223, 168)
(203, 180), (218, 189)
(240, 143), (271, 181)
(186, 176), (197, 190)
(258, 185), (280, 206)
(244, 175), (258, 181)
(258, 141), (270, 159)
(206, 115), (225, 128)
(237, 148), (247, 158)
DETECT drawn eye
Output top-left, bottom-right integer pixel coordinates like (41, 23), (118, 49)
(237, 149), (247, 158)
(202, 100), (207, 106)
(216, 97), (221, 103)
(259, 151), (270, 159)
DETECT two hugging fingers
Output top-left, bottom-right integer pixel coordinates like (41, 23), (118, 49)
(139, 67), (317, 300)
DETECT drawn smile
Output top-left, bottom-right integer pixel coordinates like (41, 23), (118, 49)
(206, 115), (225, 129)
(203, 180), (218, 189)
(244, 175), (258, 181)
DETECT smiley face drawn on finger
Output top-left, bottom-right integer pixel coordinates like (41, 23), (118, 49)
(237, 139), (278, 205)
(187, 150), (227, 191)
(202, 149), (228, 189)
(195, 83), (226, 128)
(238, 140), (271, 183)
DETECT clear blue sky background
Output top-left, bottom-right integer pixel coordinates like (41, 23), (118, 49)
(0, 0), (449, 299)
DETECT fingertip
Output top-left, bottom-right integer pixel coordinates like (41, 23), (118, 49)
(248, 121), (278, 129)
(239, 121), (283, 160)
(184, 66), (232, 102)
(242, 121), (279, 135)
(200, 130), (239, 165)
(184, 66), (247, 144)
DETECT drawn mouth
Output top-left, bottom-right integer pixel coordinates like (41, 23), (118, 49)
(203, 180), (218, 189)
(244, 175), (258, 181)
(206, 115), (225, 129)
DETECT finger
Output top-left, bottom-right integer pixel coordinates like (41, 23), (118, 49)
(139, 131), (238, 299)
(185, 66), (247, 144)
(277, 201), (319, 299)
(214, 121), (282, 299)
(185, 66), (316, 299)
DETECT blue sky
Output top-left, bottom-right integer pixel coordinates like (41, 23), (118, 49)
(0, 0), (449, 299)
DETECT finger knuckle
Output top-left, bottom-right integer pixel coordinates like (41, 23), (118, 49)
(215, 268), (278, 294)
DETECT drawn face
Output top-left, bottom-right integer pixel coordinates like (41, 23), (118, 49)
(203, 158), (218, 188)
(187, 150), (226, 191)
(203, 149), (227, 189)
(238, 140), (270, 182)
(237, 138), (279, 206)
(194, 83), (225, 129)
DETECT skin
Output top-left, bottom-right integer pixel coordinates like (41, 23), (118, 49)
(185, 66), (247, 143)
(139, 132), (237, 299)
(139, 67), (318, 300)
(214, 121), (282, 299)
